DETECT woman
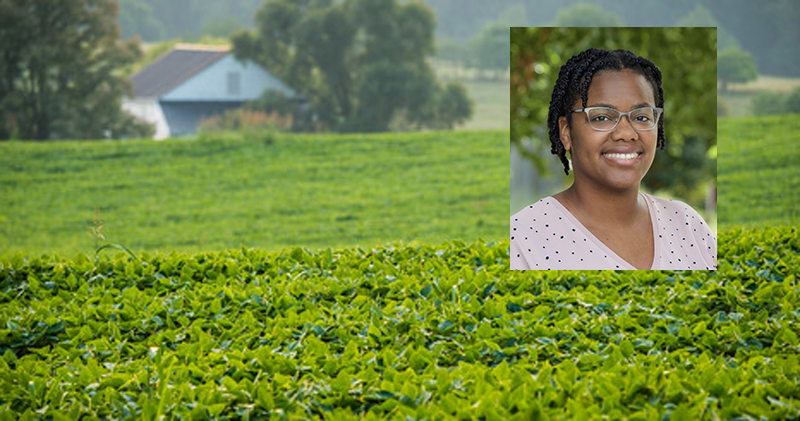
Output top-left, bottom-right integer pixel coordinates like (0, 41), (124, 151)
(510, 48), (716, 270)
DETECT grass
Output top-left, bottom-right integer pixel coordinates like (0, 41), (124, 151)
(457, 80), (509, 131)
(0, 131), (509, 256)
(718, 115), (800, 228)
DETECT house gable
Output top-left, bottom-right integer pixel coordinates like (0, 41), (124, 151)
(131, 45), (229, 99)
(160, 54), (296, 102)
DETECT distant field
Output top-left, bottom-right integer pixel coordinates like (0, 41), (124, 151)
(457, 80), (509, 130)
(718, 115), (800, 227)
(718, 92), (755, 117)
(431, 59), (510, 131)
(719, 75), (800, 117)
(726, 76), (800, 94)
(0, 131), (509, 255)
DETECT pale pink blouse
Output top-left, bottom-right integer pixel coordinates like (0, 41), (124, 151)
(510, 192), (717, 270)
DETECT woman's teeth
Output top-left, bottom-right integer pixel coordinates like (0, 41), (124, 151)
(603, 153), (639, 160)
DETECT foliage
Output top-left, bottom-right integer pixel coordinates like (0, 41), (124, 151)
(1, 226), (799, 418)
(231, 0), (471, 132)
(718, 115), (800, 227)
(0, 0), (154, 140)
(751, 92), (789, 116)
(435, 83), (474, 129)
(674, 5), (739, 50)
(244, 90), (316, 132)
(786, 87), (800, 114)
(550, 3), (622, 27)
(198, 109), (292, 134)
(119, 0), (263, 41)
(510, 27), (716, 200)
(718, 48), (759, 92)
(470, 23), (511, 74)
(114, 1), (800, 78)
(124, 39), (182, 77)
(118, 0), (165, 42)
(0, 130), (508, 255)
(434, 38), (469, 65)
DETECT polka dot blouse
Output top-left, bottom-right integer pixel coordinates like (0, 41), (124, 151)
(510, 193), (717, 270)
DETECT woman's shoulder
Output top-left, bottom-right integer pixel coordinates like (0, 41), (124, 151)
(643, 192), (717, 270)
(510, 196), (560, 220)
(642, 193), (709, 224)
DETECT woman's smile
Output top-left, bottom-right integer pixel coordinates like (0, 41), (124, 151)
(601, 146), (644, 166)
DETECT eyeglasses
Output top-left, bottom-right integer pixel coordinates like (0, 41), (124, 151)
(572, 107), (663, 131)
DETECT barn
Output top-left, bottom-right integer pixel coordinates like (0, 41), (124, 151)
(123, 44), (297, 139)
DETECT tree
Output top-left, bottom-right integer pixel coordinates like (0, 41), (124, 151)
(119, 0), (165, 42)
(675, 5), (739, 50)
(232, 0), (471, 132)
(471, 23), (510, 78)
(435, 82), (473, 129)
(0, 0), (153, 140)
(551, 3), (623, 27)
(718, 47), (758, 92)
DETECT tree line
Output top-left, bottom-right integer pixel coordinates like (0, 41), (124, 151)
(0, 0), (470, 140)
(120, 0), (799, 78)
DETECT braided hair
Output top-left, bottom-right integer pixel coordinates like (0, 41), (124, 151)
(547, 48), (665, 175)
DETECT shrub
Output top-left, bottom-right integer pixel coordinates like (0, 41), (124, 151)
(751, 91), (788, 115)
(198, 109), (292, 133)
(786, 87), (800, 114)
(1, 227), (798, 419)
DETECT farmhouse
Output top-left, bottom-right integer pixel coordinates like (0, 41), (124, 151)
(123, 44), (297, 139)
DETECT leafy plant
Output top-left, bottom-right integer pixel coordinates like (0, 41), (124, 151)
(1, 227), (798, 418)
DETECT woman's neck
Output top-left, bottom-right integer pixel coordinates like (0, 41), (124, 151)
(553, 182), (645, 229)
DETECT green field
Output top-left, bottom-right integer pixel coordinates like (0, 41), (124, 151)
(1, 227), (799, 419)
(718, 115), (800, 227)
(2, 117), (800, 418)
(0, 131), (508, 256)
(2, 115), (798, 256)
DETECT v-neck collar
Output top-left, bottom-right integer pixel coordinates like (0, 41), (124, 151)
(548, 192), (659, 270)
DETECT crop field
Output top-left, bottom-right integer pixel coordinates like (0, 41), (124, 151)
(0, 131), (508, 256)
(718, 115), (800, 228)
(1, 226), (799, 419)
(2, 116), (799, 418)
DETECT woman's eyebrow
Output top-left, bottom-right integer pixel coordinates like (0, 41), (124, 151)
(586, 102), (654, 109)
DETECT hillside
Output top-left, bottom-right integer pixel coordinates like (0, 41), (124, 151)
(0, 131), (508, 256)
(718, 115), (800, 227)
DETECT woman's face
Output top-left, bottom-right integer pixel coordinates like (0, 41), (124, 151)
(559, 69), (658, 193)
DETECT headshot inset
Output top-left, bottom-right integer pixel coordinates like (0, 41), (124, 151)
(510, 28), (717, 270)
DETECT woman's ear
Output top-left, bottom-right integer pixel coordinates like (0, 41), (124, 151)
(558, 116), (572, 151)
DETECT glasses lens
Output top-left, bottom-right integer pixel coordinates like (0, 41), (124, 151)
(587, 108), (619, 130)
(630, 108), (659, 130)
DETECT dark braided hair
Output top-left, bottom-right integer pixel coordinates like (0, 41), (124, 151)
(547, 48), (666, 175)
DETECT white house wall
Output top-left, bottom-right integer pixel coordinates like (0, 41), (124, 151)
(160, 55), (295, 102)
(122, 98), (170, 140)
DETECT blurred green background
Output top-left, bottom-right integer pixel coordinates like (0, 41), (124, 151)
(510, 27), (717, 231)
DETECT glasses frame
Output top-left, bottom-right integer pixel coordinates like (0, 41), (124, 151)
(572, 107), (664, 131)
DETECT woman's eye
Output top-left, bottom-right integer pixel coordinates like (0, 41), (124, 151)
(635, 115), (651, 121)
(592, 115), (611, 121)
